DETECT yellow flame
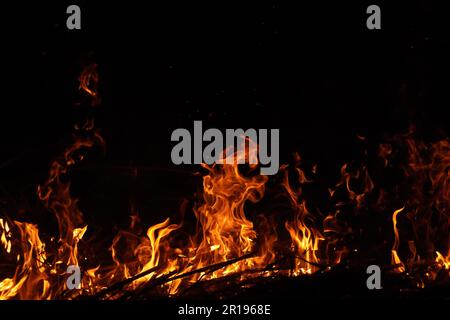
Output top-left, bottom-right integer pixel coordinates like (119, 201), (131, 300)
(391, 207), (405, 273)
(0, 219), (12, 254)
(436, 251), (450, 270)
(282, 168), (323, 275)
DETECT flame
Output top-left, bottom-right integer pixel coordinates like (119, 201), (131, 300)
(70, 226), (88, 266)
(139, 139), (273, 294)
(284, 203), (322, 275)
(97, 139), (275, 296)
(281, 163), (324, 275)
(1, 61), (449, 300)
(391, 207), (406, 273)
(0, 221), (50, 300)
(79, 63), (101, 106)
(1, 129), (448, 298)
(435, 251), (450, 270)
(133, 218), (180, 285)
(188, 157), (268, 277)
(0, 219), (12, 254)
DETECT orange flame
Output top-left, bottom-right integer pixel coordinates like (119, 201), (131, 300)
(391, 207), (406, 273)
(282, 164), (324, 275)
(79, 63), (101, 106)
(1, 62), (449, 300)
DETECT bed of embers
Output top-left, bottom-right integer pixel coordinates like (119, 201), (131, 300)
(0, 65), (448, 300)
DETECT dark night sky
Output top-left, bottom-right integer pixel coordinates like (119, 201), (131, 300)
(0, 1), (449, 223)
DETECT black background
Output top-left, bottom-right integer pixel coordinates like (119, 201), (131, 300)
(0, 1), (449, 226)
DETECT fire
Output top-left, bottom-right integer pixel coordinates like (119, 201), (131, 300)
(187, 151), (268, 279)
(282, 166), (323, 275)
(391, 207), (406, 273)
(153, 141), (272, 294)
(380, 130), (449, 278)
(0, 221), (50, 300)
(0, 64), (448, 300)
(79, 63), (101, 106)
(133, 218), (180, 286)
(0, 219), (11, 254)
(435, 251), (450, 270)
